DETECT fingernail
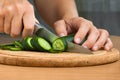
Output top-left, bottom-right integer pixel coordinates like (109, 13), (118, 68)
(93, 45), (98, 50)
(59, 33), (65, 37)
(106, 45), (110, 50)
(83, 46), (88, 49)
(75, 38), (81, 44)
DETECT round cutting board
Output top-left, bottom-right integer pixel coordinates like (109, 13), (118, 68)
(0, 48), (119, 67)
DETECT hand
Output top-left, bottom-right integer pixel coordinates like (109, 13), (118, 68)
(53, 17), (113, 51)
(0, 0), (35, 37)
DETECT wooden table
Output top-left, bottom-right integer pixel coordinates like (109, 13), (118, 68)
(0, 35), (120, 80)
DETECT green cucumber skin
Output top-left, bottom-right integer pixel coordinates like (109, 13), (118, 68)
(0, 44), (22, 51)
(22, 37), (35, 51)
(52, 34), (87, 52)
(31, 37), (43, 51)
(52, 38), (67, 52)
(60, 34), (87, 45)
(31, 37), (51, 52)
(61, 34), (74, 42)
(0, 33), (87, 52)
(52, 34), (74, 52)
(9, 47), (23, 51)
(35, 28), (58, 43)
(0, 43), (15, 47)
(14, 41), (24, 49)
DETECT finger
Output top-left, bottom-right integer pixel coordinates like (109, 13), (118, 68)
(74, 21), (90, 44)
(92, 29), (109, 51)
(0, 9), (4, 33)
(22, 4), (35, 38)
(104, 38), (113, 51)
(82, 27), (99, 49)
(54, 20), (67, 36)
(4, 7), (13, 34)
(10, 14), (23, 37)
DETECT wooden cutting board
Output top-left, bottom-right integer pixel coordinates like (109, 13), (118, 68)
(0, 48), (119, 67)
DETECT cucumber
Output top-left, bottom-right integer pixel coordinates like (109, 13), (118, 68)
(0, 43), (22, 51)
(31, 37), (52, 51)
(52, 34), (74, 52)
(52, 34), (87, 52)
(22, 37), (35, 50)
(0, 33), (87, 53)
(35, 28), (58, 44)
(14, 41), (24, 49)
(0, 43), (15, 47)
(9, 47), (23, 51)
(0, 43), (14, 50)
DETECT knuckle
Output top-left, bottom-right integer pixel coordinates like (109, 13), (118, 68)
(28, 4), (34, 11)
(102, 29), (109, 36)
(79, 17), (85, 20)
(24, 26), (34, 31)
(14, 4), (24, 15)
(88, 20), (93, 25)
(11, 32), (19, 37)
(5, 6), (13, 13)
(94, 30), (100, 36)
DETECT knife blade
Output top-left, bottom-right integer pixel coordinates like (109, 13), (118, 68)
(66, 41), (92, 54)
(34, 22), (93, 54)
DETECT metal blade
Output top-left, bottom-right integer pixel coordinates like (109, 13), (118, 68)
(66, 41), (93, 54)
(34, 22), (45, 33)
(34, 22), (93, 54)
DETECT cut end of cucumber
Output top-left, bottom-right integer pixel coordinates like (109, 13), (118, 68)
(52, 39), (65, 51)
(37, 38), (51, 51)
(27, 37), (34, 49)
(22, 37), (34, 50)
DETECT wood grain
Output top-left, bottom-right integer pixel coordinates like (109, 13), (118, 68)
(0, 48), (119, 67)
(0, 35), (120, 80)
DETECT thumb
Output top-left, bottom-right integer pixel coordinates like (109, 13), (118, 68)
(54, 20), (67, 37)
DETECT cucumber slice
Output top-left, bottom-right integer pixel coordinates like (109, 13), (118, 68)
(31, 37), (52, 51)
(0, 43), (15, 47)
(9, 47), (23, 51)
(0, 44), (22, 51)
(52, 38), (67, 51)
(0, 43), (14, 49)
(22, 37), (35, 50)
(52, 34), (87, 52)
(52, 34), (74, 51)
(14, 41), (24, 49)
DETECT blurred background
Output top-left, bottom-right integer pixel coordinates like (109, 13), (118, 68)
(75, 0), (120, 36)
(1, 0), (120, 38)
(34, 0), (120, 36)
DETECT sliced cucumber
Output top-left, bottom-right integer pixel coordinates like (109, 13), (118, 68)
(9, 47), (23, 51)
(52, 38), (66, 52)
(35, 28), (58, 43)
(14, 41), (24, 49)
(31, 37), (52, 51)
(52, 34), (87, 52)
(22, 37), (35, 50)
(0, 43), (22, 51)
(52, 34), (74, 51)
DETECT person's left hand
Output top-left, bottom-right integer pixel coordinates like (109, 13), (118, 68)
(53, 17), (113, 51)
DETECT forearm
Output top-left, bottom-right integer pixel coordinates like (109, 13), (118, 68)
(55, 0), (79, 20)
(34, 0), (78, 27)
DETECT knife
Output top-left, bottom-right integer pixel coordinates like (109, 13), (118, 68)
(34, 22), (93, 54)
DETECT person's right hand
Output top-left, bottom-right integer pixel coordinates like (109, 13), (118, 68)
(0, 0), (36, 37)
